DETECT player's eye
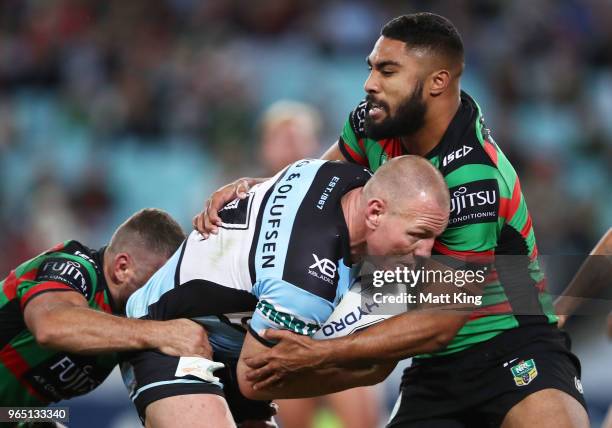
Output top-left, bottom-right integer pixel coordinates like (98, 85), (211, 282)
(381, 70), (395, 77)
(407, 231), (427, 240)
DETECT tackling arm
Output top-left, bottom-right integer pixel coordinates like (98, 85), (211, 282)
(243, 309), (468, 391)
(24, 289), (212, 357)
(320, 141), (348, 161)
(555, 227), (612, 326)
(243, 258), (479, 389)
(301, 309), (468, 366)
(237, 330), (394, 400)
(194, 140), (347, 235)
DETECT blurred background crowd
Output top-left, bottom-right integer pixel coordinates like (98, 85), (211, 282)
(0, 0), (610, 427)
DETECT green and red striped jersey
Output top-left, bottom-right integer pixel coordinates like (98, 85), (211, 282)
(338, 91), (556, 357)
(0, 241), (118, 406)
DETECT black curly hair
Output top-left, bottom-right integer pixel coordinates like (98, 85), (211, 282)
(381, 13), (464, 65)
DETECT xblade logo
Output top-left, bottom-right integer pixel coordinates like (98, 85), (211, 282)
(308, 254), (337, 284)
(442, 145), (473, 167)
(448, 179), (499, 227)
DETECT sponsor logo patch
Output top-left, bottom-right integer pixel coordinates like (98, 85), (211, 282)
(25, 354), (108, 401)
(256, 299), (319, 336)
(510, 359), (538, 387)
(442, 145), (474, 167)
(447, 179), (499, 228)
(308, 254), (337, 285)
(36, 257), (91, 298)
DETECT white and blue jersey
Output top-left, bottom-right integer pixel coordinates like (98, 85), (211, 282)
(126, 159), (372, 360)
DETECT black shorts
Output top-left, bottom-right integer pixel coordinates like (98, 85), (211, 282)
(387, 324), (586, 428)
(121, 350), (274, 425)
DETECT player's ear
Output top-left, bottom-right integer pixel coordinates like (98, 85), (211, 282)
(112, 253), (133, 284)
(365, 198), (385, 230)
(429, 69), (450, 96)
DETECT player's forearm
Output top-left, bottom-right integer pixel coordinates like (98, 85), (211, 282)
(320, 141), (348, 161)
(554, 257), (608, 315)
(35, 306), (160, 354)
(241, 362), (393, 400)
(555, 228), (611, 317)
(318, 311), (468, 366)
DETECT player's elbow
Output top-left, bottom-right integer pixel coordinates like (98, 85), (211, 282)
(32, 321), (58, 348)
(429, 330), (455, 351)
(424, 316), (467, 353)
(31, 311), (69, 349)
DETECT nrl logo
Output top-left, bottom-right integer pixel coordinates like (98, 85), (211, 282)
(510, 359), (538, 387)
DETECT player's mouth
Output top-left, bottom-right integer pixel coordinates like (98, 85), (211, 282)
(367, 100), (387, 120)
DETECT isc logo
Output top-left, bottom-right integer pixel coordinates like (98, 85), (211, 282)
(442, 145), (473, 167)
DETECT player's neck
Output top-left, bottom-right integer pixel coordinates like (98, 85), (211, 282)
(341, 187), (368, 259)
(400, 91), (461, 156)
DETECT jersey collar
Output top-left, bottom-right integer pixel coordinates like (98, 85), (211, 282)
(424, 90), (478, 160)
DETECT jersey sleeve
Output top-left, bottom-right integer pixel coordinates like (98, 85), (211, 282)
(249, 278), (334, 345)
(17, 254), (95, 310)
(337, 100), (369, 166)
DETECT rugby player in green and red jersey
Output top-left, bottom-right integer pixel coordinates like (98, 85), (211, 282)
(0, 208), (211, 410)
(196, 13), (588, 428)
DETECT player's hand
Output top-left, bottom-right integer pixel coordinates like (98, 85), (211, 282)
(243, 329), (327, 390)
(155, 318), (213, 359)
(192, 178), (254, 238)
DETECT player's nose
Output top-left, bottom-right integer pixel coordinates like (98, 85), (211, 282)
(413, 238), (435, 259)
(364, 71), (380, 94)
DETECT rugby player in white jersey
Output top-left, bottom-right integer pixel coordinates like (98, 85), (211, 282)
(123, 156), (450, 427)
